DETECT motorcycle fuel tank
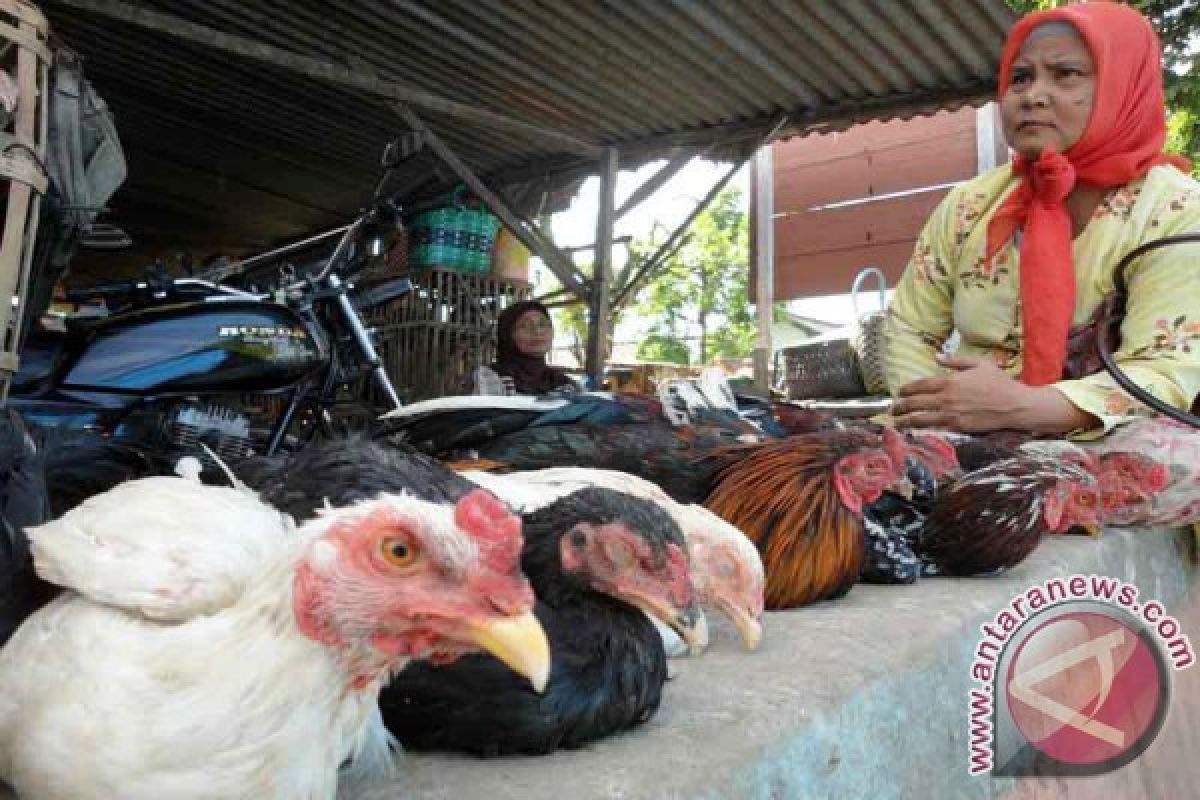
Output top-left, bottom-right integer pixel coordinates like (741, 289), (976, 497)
(62, 302), (326, 393)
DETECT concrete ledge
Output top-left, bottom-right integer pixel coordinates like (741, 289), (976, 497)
(361, 529), (1199, 800)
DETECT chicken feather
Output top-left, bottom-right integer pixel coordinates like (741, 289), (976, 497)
(28, 477), (290, 621)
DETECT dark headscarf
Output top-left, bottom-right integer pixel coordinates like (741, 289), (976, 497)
(492, 301), (574, 395)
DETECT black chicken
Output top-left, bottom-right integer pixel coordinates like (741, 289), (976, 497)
(0, 410), (52, 645)
(469, 421), (762, 504)
(234, 435), (472, 511)
(380, 486), (704, 756)
(377, 392), (770, 505)
(235, 440), (705, 756)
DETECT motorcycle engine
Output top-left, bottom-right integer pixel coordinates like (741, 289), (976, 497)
(165, 402), (257, 465)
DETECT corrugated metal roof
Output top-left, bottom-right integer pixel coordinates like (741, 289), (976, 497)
(40, 0), (1017, 262)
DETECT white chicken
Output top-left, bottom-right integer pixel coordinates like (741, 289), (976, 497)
(0, 476), (549, 800)
(462, 466), (765, 653)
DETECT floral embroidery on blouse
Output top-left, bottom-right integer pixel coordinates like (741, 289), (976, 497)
(1150, 189), (1199, 228)
(911, 240), (947, 286)
(953, 193), (989, 248)
(1104, 390), (1134, 415)
(1092, 186), (1141, 221)
(1127, 315), (1200, 357)
(988, 346), (1019, 369)
(958, 248), (1012, 290)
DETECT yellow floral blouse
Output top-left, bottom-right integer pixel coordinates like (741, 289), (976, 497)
(884, 164), (1200, 439)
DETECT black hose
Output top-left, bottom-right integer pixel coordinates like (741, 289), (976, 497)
(1096, 232), (1200, 428)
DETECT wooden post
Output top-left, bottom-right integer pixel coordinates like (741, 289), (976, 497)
(751, 144), (775, 395)
(585, 147), (618, 386)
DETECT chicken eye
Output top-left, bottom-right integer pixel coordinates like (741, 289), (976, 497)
(381, 537), (420, 568)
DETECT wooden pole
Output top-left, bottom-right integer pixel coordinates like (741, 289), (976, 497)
(585, 147), (618, 386)
(55, 0), (603, 158)
(751, 144), (775, 395)
(397, 104), (588, 297)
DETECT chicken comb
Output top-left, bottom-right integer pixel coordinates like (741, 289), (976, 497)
(454, 489), (523, 575)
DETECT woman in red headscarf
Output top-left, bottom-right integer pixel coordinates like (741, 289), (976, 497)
(886, 1), (1199, 437)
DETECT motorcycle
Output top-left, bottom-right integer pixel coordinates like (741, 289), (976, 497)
(7, 160), (412, 466)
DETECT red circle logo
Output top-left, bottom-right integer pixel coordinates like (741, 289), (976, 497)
(1005, 611), (1165, 766)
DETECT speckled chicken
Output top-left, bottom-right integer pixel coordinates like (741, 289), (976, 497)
(917, 456), (1100, 576)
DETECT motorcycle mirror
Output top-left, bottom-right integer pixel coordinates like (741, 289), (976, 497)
(80, 222), (133, 250)
(381, 132), (422, 169)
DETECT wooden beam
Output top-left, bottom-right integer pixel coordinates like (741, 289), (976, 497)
(609, 151), (705, 297)
(610, 117), (788, 311)
(55, 0), (603, 158)
(609, 156), (745, 312)
(614, 149), (696, 221)
(585, 147), (618, 385)
(397, 104), (588, 297)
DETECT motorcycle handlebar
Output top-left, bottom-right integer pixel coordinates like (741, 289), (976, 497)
(64, 281), (148, 302)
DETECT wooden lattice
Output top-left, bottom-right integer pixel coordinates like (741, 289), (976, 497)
(0, 0), (50, 397)
(365, 268), (531, 402)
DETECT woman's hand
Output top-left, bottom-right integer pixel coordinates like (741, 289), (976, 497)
(891, 355), (1098, 434)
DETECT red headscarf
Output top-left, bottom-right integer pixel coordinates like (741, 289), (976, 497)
(985, 1), (1191, 386)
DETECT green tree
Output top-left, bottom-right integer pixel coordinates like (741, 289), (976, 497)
(636, 333), (691, 365)
(629, 187), (756, 365)
(1006, 0), (1199, 167)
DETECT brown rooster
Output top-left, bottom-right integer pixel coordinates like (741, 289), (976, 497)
(918, 456), (1100, 576)
(702, 428), (904, 609)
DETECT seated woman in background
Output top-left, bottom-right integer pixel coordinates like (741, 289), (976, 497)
(474, 300), (578, 396)
(886, 2), (1199, 438)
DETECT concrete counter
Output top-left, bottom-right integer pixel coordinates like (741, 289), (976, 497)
(365, 529), (1199, 800)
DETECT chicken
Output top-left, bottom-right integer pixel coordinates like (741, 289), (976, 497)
(0, 476), (549, 800)
(375, 391), (771, 504)
(379, 487), (704, 756)
(467, 421), (762, 504)
(377, 392), (722, 458)
(917, 456), (1100, 576)
(1093, 450), (1171, 525)
(0, 411), (52, 645)
(1074, 418), (1187, 526)
(702, 428), (905, 609)
(235, 435), (474, 512)
(463, 466), (764, 651)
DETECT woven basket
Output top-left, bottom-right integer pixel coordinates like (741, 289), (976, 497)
(779, 267), (889, 400)
(780, 337), (866, 400)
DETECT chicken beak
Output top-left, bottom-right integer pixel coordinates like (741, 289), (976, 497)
(464, 611), (551, 693)
(891, 477), (915, 502)
(631, 596), (709, 655)
(1080, 523), (1103, 538)
(716, 599), (764, 651)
